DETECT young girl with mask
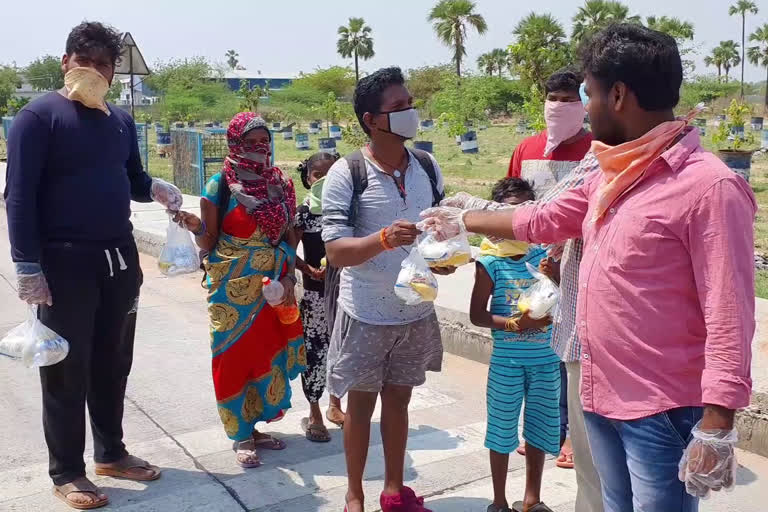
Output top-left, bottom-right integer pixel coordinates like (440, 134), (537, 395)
(175, 112), (305, 468)
(294, 152), (347, 442)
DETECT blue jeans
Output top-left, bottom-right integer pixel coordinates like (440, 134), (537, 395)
(584, 406), (703, 512)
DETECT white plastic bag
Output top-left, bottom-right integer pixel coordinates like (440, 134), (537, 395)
(0, 306), (69, 367)
(517, 262), (560, 319)
(418, 232), (472, 268)
(158, 216), (200, 277)
(394, 248), (439, 305)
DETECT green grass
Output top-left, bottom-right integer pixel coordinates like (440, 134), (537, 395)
(757, 270), (768, 299)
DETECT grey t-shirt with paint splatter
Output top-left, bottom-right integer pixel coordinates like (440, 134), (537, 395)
(322, 150), (444, 326)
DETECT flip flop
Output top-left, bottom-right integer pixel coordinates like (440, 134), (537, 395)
(511, 501), (553, 512)
(53, 477), (109, 510)
(234, 439), (262, 468)
(556, 450), (574, 469)
(487, 504), (512, 512)
(94, 454), (161, 481)
(302, 417), (332, 443)
(252, 433), (287, 450)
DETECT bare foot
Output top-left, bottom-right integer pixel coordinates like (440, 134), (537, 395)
(326, 405), (346, 427)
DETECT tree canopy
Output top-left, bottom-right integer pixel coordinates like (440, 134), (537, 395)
(25, 55), (64, 91)
(428, 0), (488, 77)
(337, 17), (375, 83)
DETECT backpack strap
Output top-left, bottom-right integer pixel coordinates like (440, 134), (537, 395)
(345, 150), (368, 227)
(410, 149), (444, 207)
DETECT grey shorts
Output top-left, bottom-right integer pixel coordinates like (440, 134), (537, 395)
(326, 309), (443, 397)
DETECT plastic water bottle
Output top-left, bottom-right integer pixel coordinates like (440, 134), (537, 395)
(262, 277), (300, 324)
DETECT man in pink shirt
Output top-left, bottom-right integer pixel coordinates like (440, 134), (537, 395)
(423, 24), (755, 512)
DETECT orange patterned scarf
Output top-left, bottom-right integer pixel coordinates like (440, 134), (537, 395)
(591, 107), (702, 222)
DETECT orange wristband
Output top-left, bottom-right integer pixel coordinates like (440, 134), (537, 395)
(380, 228), (394, 250)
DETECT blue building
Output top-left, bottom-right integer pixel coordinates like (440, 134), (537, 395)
(210, 70), (294, 91)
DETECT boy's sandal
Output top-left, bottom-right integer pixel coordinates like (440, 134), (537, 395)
(487, 504), (512, 512)
(94, 454), (161, 481)
(53, 477), (109, 510)
(512, 502), (553, 512)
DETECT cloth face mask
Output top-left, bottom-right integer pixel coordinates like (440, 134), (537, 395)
(64, 67), (110, 115)
(543, 100), (586, 157)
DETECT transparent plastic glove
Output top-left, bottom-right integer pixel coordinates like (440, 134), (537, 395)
(678, 421), (738, 499)
(419, 207), (467, 242)
(16, 264), (52, 306)
(151, 178), (183, 212)
(545, 243), (565, 262)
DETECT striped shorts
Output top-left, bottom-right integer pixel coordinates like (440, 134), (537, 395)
(485, 361), (561, 455)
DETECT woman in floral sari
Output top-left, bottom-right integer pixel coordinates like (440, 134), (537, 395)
(176, 112), (306, 468)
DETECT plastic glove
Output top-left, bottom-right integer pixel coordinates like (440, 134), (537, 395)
(16, 264), (52, 306)
(545, 243), (565, 262)
(678, 421), (738, 499)
(441, 192), (515, 212)
(151, 178), (183, 212)
(419, 207), (468, 241)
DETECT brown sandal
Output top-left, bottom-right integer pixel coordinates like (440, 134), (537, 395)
(94, 454), (161, 481)
(53, 477), (109, 510)
(302, 417), (332, 443)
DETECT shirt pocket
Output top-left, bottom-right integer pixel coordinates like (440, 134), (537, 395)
(604, 212), (671, 273)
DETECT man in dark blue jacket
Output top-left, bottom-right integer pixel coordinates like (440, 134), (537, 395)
(4, 21), (182, 509)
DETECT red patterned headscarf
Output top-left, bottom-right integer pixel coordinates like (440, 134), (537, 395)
(223, 112), (296, 244)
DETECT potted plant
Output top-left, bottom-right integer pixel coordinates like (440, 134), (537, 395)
(714, 99), (758, 182)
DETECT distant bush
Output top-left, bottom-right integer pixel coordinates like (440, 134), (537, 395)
(678, 76), (740, 113)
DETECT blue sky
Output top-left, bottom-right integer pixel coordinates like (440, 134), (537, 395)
(1, 0), (766, 82)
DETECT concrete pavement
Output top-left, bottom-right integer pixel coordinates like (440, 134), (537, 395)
(2, 199), (768, 510)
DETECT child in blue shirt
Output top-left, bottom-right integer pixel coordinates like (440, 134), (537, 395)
(469, 178), (561, 512)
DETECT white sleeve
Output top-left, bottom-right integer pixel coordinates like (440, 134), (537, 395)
(321, 158), (356, 242)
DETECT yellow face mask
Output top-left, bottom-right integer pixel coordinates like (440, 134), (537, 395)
(64, 67), (110, 115)
(479, 238), (529, 258)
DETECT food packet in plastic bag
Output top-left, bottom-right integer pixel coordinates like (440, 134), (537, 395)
(395, 248), (439, 305)
(158, 216), (200, 277)
(517, 262), (560, 319)
(418, 232), (472, 268)
(0, 305), (69, 367)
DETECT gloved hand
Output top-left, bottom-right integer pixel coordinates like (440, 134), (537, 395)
(15, 263), (52, 306)
(151, 178), (183, 212)
(545, 243), (565, 262)
(441, 192), (514, 212)
(678, 421), (738, 499)
(419, 206), (468, 241)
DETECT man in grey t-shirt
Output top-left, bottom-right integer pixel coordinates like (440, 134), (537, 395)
(322, 68), (455, 512)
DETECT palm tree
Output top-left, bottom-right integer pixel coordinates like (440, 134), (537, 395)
(490, 48), (508, 78)
(428, 0), (488, 77)
(729, 1), (759, 97)
(645, 16), (694, 42)
(704, 51), (724, 80)
(225, 50), (239, 71)
(477, 53), (494, 76)
(718, 40), (742, 82)
(509, 13), (569, 91)
(337, 17), (375, 83)
(749, 23), (768, 111)
(572, 0), (640, 47)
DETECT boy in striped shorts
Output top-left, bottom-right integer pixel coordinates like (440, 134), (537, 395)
(469, 178), (561, 512)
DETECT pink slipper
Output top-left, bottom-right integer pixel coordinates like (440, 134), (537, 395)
(380, 487), (431, 512)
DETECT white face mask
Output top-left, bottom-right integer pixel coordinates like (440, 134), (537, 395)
(382, 108), (420, 139)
